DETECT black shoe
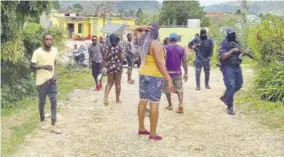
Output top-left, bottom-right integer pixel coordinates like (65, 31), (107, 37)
(205, 85), (211, 89)
(195, 86), (201, 90)
(227, 106), (235, 115)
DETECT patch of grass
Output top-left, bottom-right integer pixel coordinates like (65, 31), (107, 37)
(1, 64), (95, 157)
(236, 91), (284, 132)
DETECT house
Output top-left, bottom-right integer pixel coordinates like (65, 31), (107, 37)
(43, 10), (136, 39)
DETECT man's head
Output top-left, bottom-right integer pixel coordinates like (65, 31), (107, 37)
(195, 33), (199, 37)
(163, 37), (170, 45)
(169, 33), (178, 43)
(92, 35), (98, 45)
(74, 44), (77, 49)
(43, 33), (53, 48)
(127, 33), (132, 41)
(226, 27), (236, 42)
(200, 28), (207, 40)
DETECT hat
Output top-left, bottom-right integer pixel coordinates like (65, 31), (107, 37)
(169, 33), (178, 41)
(226, 27), (236, 35)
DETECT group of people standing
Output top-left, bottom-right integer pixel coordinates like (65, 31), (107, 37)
(31, 24), (244, 140)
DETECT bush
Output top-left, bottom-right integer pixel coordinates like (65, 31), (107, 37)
(253, 61), (284, 102)
(248, 16), (284, 103)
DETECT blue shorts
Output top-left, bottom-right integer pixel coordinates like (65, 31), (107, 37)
(139, 75), (164, 102)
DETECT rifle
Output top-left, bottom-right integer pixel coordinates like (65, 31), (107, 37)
(229, 41), (255, 60)
(193, 41), (210, 70)
(216, 41), (258, 68)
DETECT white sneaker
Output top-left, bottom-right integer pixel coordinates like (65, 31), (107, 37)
(50, 125), (62, 134)
(40, 121), (51, 130)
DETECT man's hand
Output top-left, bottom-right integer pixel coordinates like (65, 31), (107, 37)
(191, 45), (196, 49)
(183, 74), (188, 82)
(232, 48), (241, 53)
(42, 65), (53, 71)
(165, 79), (173, 93)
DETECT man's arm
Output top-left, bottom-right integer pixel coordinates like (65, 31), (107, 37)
(219, 44), (240, 61)
(88, 47), (92, 68)
(181, 50), (188, 82)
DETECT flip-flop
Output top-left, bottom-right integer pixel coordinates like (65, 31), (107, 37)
(127, 80), (135, 84)
(165, 106), (173, 110)
(176, 106), (184, 113)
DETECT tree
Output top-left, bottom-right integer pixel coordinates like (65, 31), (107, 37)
(51, 1), (60, 10)
(1, 1), (51, 63)
(236, 8), (241, 15)
(130, 10), (134, 17)
(136, 8), (143, 18)
(159, 1), (205, 26)
(73, 3), (83, 10)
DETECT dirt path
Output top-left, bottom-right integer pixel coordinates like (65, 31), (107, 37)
(10, 68), (284, 157)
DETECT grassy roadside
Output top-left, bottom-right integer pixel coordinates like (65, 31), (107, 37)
(1, 64), (95, 156)
(236, 91), (284, 132)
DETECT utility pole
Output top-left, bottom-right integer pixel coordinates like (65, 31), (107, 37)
(241, 0), (248, 49)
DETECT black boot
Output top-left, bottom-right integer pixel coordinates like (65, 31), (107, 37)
(195, 68), (201, 90)
(205, 71), (211, 89)
(227, 105), (235, 115)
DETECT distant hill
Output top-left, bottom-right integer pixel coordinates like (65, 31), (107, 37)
(204, 1), (284, 16)
(59, 1), (161, 14)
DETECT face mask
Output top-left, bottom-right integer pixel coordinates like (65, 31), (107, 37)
(201, 34), (207, 40)
(227, 33), (236, 42)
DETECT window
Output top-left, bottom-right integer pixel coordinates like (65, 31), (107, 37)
(78, 24), (84, 33)
(65, 13), (70, 16)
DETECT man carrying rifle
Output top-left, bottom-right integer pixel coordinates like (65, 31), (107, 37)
(189, 28), (214, 90)
(219, 27), (243, 115)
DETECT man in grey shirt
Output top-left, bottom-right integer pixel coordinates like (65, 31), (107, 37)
(89, 35), (104, 91)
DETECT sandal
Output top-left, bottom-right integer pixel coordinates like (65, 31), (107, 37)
(176, 105), (184, 113)
(104, 98), (109, 106)
(165, 106), (173, 110)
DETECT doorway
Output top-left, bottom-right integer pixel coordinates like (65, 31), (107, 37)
(67, 23), (74, 38)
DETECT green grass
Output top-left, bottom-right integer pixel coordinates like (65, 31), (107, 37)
(236, 91), (284, 132)
(1, 64), (95, 157)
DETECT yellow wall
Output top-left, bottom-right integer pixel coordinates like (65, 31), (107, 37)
(159, 27), (209, 47)
(50, 14), (136, 38)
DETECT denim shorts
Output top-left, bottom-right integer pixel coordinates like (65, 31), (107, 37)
(139, 75), (164, 102)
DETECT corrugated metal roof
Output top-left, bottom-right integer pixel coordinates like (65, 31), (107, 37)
(101, 24), (125, 35)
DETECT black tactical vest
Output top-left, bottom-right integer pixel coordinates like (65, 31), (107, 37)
(222, 41), (241, 66)
(199, 39), (211, 58)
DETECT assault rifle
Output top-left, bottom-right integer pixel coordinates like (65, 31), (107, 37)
(216, 41), (258, 68)
(193, 41), (210, 70)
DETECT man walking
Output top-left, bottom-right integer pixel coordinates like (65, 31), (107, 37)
(189, 28), (214, 90)
(125, 33), (135, 84)
(89, 35), (104, 91)
(219, 27), (243, 115)
(31, 33), (61, 134)
(165, 33), (188, 113)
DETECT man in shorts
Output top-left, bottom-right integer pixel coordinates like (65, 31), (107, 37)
(164, 33), (188, 113)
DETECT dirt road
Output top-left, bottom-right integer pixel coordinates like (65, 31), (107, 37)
(10, 68), (284, 157)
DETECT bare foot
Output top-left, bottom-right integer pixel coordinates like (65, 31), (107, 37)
(116, 100), (122, 104)
(127, 80), (135, 84)
(165, 106), (173, 110)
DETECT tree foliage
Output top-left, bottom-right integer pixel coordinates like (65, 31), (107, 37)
(159, 1), (206, 26)
(136, 8), (143, 18)
(73, 3), (83, 10)
(1, 1), (51, 63)
(51, 1), (60, 10)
